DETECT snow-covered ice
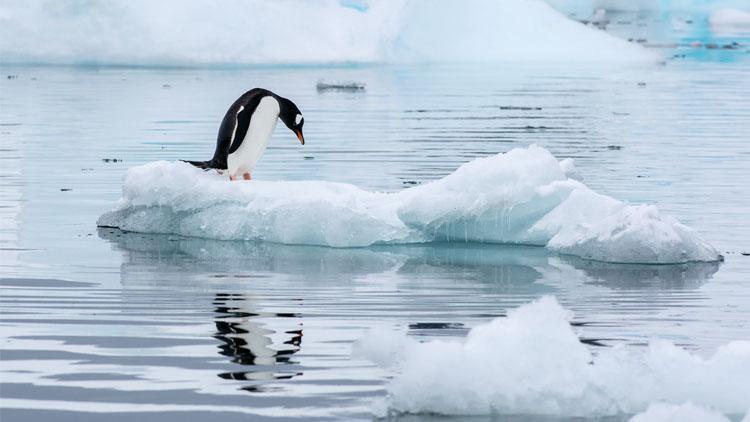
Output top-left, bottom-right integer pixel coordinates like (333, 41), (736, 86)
(354, 296), (750, 417)
(0, 0), (655, 65)
(98, 145), (719, 264)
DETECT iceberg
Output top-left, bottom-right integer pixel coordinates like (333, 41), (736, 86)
(0, 0), (655, 66)
(98, 145), (719, 264)
(354, 296), (750, 418)
(710, 8), (750, 30)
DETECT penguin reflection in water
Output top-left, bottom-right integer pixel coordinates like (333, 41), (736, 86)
(184, 88), (305, 181)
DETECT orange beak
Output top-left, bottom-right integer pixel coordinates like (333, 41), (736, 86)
(296, 129), (305, 145)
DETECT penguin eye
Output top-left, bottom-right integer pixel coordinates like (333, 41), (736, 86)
(295, 114), (303, 126)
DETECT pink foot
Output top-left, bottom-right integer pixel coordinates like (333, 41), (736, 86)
(229, 175), (238, 181)
(242, 172), (252, 181)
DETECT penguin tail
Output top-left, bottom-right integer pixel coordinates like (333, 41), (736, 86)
(182, 160), (213, 170)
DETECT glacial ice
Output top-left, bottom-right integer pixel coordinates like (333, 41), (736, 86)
(354, 296), (750, 418)
(98, 145), (719, 264)
(0, 0), (654, 66)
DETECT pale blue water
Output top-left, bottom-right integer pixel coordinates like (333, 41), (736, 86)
(1, 22), (750, 421)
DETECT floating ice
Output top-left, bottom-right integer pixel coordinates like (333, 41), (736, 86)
(710, 8), (750, 30)
(316, 80), (366, 92)
(98, 145), (719, 264)
(355, 296), (750, 418)
(0, 0), (654, 65)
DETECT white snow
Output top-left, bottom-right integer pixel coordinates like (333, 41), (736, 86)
(98, 145), (719, 264)
(354, 296), (750, 417)
(0, 0), (655, 65)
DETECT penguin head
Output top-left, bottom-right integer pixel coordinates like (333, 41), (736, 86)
(278, 97), (305, 145)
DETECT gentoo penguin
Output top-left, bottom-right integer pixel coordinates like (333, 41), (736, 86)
(184, 88), (304, 180)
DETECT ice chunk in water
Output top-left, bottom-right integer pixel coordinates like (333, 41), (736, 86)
(98, 145), (719, 264)
(316, 79), (366, 91)
(355, 296), (750, 417)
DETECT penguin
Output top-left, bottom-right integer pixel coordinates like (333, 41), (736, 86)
(184, 88), (305, 180)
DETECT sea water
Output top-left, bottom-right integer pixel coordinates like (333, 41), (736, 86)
(2, 11), (750, 422)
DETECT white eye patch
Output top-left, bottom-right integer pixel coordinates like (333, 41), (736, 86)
(295, 114), (303, 125)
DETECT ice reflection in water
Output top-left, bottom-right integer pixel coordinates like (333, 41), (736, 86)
(100, 228), (722, 349)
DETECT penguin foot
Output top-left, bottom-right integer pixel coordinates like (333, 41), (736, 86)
(242, 172), (252, 181)
(229, 175), (238, 181)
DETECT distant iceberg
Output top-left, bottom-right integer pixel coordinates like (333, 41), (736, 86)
(710, 8), (750, 30)
(354, 296), (750, 417)
(98, 145), (719, 264)
(0, 0), (655, 66)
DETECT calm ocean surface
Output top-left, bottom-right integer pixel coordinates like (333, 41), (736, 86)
(1, 14), (749, 420)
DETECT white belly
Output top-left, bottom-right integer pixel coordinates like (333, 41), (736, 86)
(227, 96), (280, 176)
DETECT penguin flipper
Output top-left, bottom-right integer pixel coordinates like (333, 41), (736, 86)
(226, 106), (253, 156)
(182, 160), (212, 170)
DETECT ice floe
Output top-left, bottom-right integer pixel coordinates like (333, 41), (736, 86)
(354, 296), (750, 418)
(99, 145), (719, 264)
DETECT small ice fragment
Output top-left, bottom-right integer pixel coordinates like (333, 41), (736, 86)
(316, 80), (366, 92)
(591, 8), (607, 25)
